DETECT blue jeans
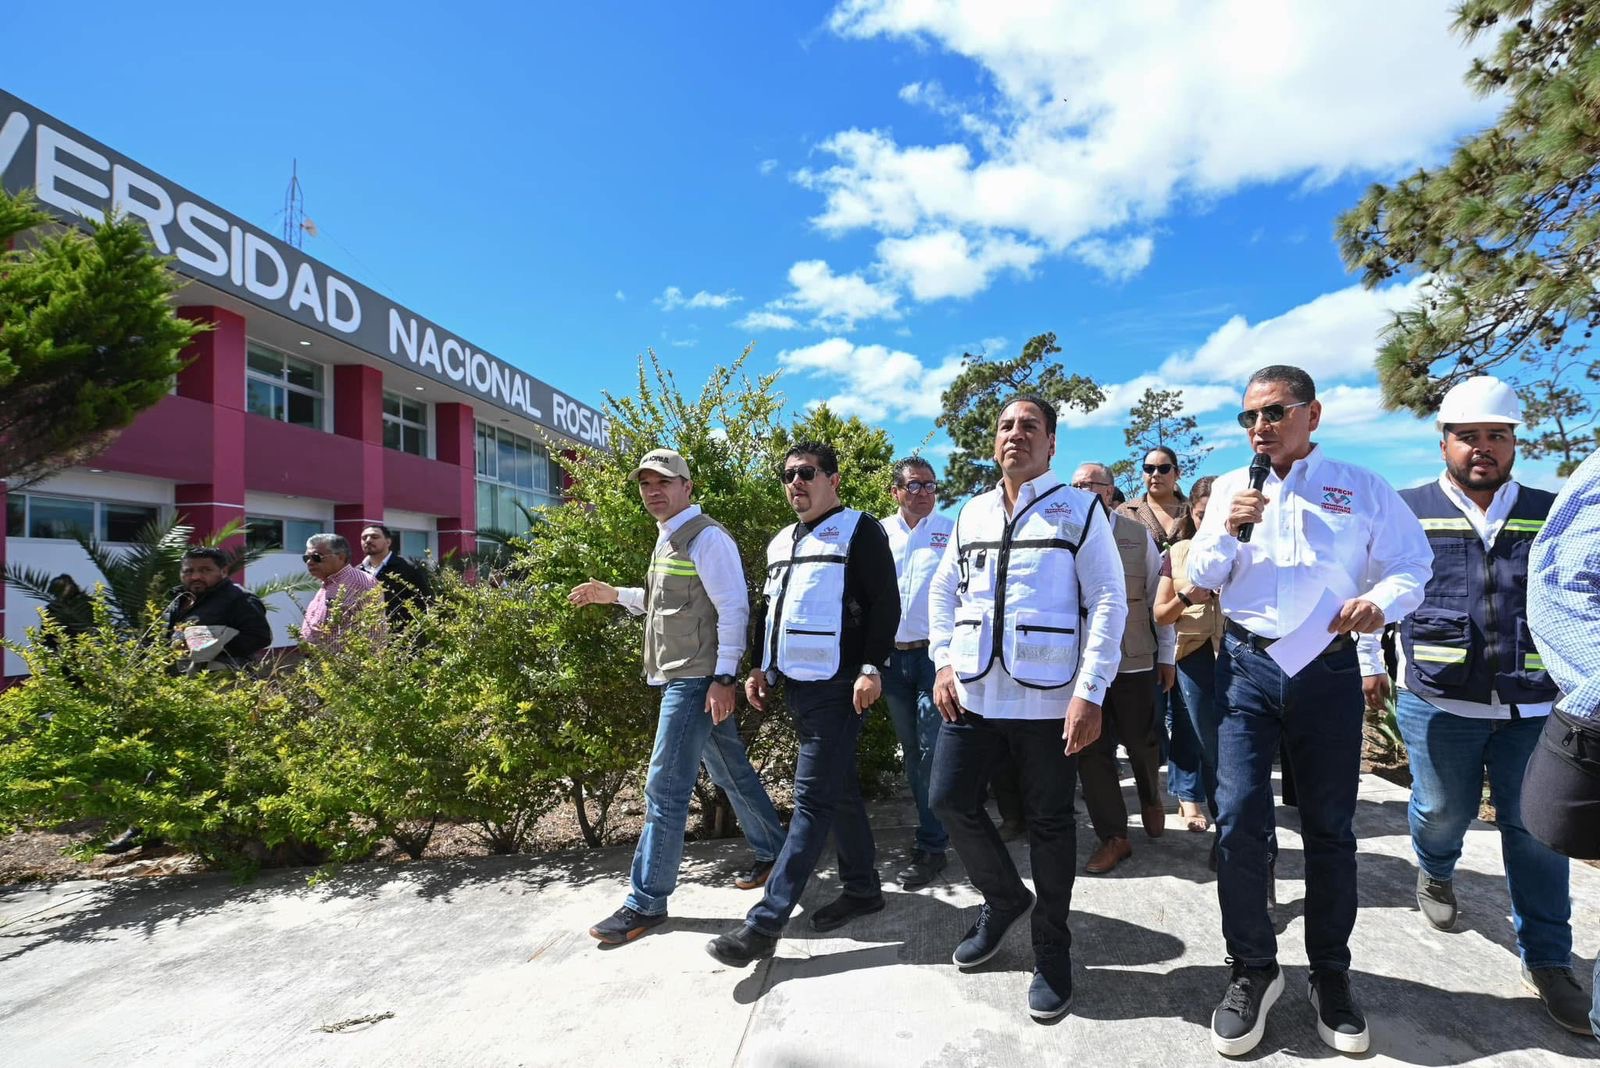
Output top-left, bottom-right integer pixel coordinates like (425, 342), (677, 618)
(1215, 634), (1362, 971)
(880, 647), (948, 853)
(745, 677), (878, 936)
(1165, 679), (1203, 805)
(1395, 689), (1572, 970)
(1175, 643), (1221, 818)
(625, 677), (787, 916)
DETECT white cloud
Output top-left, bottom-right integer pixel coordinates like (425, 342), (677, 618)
(769, 259), (901, 331)
(669, 338), (698, 348)
(792, 1), (1498, 297)
(736, 310), (803, 331)
(777, 337), (965, 421)
(1160, 277), (1428, 387)
(759, 158), (778, 175)
(656, 286), (744, 311)
(1057, 374), (1241, 431)
(614, 290), (626, 302)
(877, 230), (1043, 300)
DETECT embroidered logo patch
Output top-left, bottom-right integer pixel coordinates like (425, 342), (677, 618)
(1321, 486), (1353, 515)
(929, 531), (950, 549)
(815, 525), (841, 541)
(1042, 501), (1074, 520)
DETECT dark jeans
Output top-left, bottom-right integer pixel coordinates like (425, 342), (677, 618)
(745, 677), (878, 936)
(1215, 633), (1363, 971)
(930, 712), (1079, 971)
(880, 647), (948, 853)
(1078, 671), (1163, 839)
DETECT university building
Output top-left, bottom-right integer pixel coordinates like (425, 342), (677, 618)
(0, 90), (606, 674)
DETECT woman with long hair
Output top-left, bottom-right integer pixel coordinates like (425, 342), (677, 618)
(1119, 445), (1190, 551)
(1153, 476), (1223, 836)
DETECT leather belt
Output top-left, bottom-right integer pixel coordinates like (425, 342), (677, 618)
(894, 639), (930, 651)
(1225, 619), (1354, 659)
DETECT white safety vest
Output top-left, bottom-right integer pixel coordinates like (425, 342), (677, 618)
(948, 484), (1097, 690)
(760, 509), (863, 681)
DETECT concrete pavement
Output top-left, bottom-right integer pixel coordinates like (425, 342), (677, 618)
(1, 773), (1596, 1066)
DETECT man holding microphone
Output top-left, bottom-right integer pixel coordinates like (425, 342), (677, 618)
(1189, 366), (1431, 1056)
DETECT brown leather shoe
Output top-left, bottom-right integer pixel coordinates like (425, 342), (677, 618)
(1142, 805), (1167, 838)
(1085, 836), (1132, 874)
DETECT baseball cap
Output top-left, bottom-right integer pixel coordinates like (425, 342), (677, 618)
(630, 448), (692, 481)
(1436, 376), (1522, 429)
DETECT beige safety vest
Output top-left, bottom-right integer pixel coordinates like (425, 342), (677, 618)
(1112, 511), (1159, 673)
(1166, 538), (1223, 661)
(643, 513), (725, 680)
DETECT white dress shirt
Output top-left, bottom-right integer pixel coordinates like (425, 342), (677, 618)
(881, 509), (955, 644)
(929, 471), (1128, 719)
(615, 504), (749, 683)
(1188, 445), (1432, 640)
(1357, 475), (1551, 720)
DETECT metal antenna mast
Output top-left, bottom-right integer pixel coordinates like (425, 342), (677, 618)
(282, 159), (305, 248)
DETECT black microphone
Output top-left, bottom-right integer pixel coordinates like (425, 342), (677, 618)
(1237, 452), (1271, 544)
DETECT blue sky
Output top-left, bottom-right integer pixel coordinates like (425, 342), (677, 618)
(8, 2), (1553, 494)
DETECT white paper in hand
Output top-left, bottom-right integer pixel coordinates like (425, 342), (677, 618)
(1266, 588), (1345, 678)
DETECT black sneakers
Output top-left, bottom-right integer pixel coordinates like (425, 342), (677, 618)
(734, 858), (776, 891)
(1308, 969), (1370, 1053)
(895, 849), (948, 890)
(952, 890), (1035, 969)
(588, 906), (667, 945)
(1415, 870), (1458, 931)
(706, 925), (778, 967)
(809, 892), (886, 932)
(1211, 959), (1283, 1056)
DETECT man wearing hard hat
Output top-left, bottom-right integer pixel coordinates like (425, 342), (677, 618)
(1361, 375), (1589, 1034)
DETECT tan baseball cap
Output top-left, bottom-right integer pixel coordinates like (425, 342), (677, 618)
(630, 448), (692, 481)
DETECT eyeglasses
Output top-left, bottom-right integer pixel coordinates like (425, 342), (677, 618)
(1142, 463), (1174, 475)
(302, 552), (324, 563)
(1072, 480), (1111, 490)
(1235, 400), (1309, 429)
(781, 465), (823, 484)
(898, 479), (938, 494)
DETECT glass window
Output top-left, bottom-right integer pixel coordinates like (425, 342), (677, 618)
(382, 392), (429, 457)
(27, 496), (95, 539)
(285, 520), (323, 549)
(6, 495), (23, 537)
(246, 516), (284, 553)
(101, 503), (159, 542)
(246, 343), (324, 430)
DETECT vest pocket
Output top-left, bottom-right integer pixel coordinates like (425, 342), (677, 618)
(1410, 609), (1471, 688)
(780, 616), (841, 679)
(1007, 609), (1078, 688)
(951, 614), (989, 679)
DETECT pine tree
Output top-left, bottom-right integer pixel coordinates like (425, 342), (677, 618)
(0, 189), (203, 486)
(1336, 0), (1600, 468)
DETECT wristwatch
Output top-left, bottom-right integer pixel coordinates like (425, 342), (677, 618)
(713, 673), (738, 687)
(1177, 589), (1194, 608)
(859, 664), (880, 677)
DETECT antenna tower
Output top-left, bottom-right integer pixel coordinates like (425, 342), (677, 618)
(282, 160), (305, 248)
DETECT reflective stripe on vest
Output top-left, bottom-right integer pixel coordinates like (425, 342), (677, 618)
(761, 509), (863, 681)
(948, 484), (1093, 691)
(1413, 643), (1468, 665)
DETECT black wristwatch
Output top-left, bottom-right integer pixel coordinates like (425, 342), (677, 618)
(1177, 590), (1194, 608)
(713, 673), (738, 687)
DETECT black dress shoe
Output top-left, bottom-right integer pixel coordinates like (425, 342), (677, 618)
(706, 925), (778, 966)
(809, 892), (886, 932)
(896, 850), (948, 890)
(102, 827), (143, 855)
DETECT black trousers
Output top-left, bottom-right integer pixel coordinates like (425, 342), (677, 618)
(1523, 705), (1600, 860)
(930, 712), (1078, 975)
(1077, 671), (1163, 839)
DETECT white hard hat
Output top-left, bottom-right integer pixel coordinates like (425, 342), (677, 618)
(1436, 375), (1522, 429)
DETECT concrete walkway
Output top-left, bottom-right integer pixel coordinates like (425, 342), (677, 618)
(2, 774), (1596, 1067)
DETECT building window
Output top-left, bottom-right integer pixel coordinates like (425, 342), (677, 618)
(391, 527), (435, 559)
(245, 516), (325, 554)
(383, 393), (429, 457)
(6, 494), (160, 542)
(246, 343), (325, 429)
(474, 422), (562, 533)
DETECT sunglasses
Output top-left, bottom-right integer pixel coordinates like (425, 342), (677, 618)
(1236, 401), (1309, 429)
(898, 479), (938, 494)
(781, 465), (824, 484)
(302, 552), (324, 563)
(1072, 480), (1111, 490)
(1142, 463), (1174, 475)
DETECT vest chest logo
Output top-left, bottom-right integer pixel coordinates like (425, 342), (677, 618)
(928, 531), (950, 549)
(1321, 486), (1353, 515)
(1042, 501), (1074, 521)
(814, 524), (841, 542)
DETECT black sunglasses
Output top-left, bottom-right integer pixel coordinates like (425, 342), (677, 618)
(302, 552), (324, 563)
(898, 479), (938, 494)
(1236, 400), (1309, 429)
(781, 465), (824, 484)
(1142, 463), (1174, 475)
